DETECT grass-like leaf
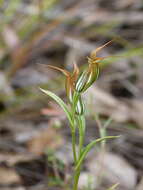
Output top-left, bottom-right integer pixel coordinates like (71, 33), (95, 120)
(75, 136), (120, 170)
(107, 183), (119, 190)
(40, 88), (73, 127)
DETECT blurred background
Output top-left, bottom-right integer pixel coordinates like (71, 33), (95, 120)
(0, 0), (143, 190)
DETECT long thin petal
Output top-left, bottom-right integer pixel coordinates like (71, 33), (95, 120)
(40, 64), (70, 76)
(72, 63), (79, 81)
(90, 40), (113, 59)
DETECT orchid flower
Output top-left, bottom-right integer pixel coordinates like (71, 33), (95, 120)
(45, 64), (79, 102)
(45, 41), (112, 99)
(75, 40), (112, 92)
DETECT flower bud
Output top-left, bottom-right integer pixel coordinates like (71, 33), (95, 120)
(75, 64), (99, 93)
(75, 95), (84, 115)
(75, 71), (89, 93)
(81, 64), (99, 92)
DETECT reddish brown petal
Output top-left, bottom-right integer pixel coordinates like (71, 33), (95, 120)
(43, 64), (70, 76)
(90, 40), (113, 59)
(72, 63), (79, 81)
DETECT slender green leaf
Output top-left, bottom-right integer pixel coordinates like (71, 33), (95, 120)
(103, 117), (113, 129)
(102, 46), (143, 67)
(107, 183), (119, 190)
(75, 136), (120, 170)
(40, 88), (73, 127)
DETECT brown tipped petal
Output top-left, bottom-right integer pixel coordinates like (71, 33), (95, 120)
(90, 40), (113, 58)
(73, 63), (79, 80)
(44, 65), (70, 76)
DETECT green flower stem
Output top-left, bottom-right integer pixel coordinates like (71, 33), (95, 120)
(71, 109), (77, 165)
(71, 92), (84, 190)
(72, 129), (77, 164)
(99, 127), (106, 149)
(73, 166), (81, 190)
(77, 115), (85, 157)
(70, 91), (81, 164)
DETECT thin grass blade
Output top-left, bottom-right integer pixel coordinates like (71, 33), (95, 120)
(107, 183), (119, 190)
